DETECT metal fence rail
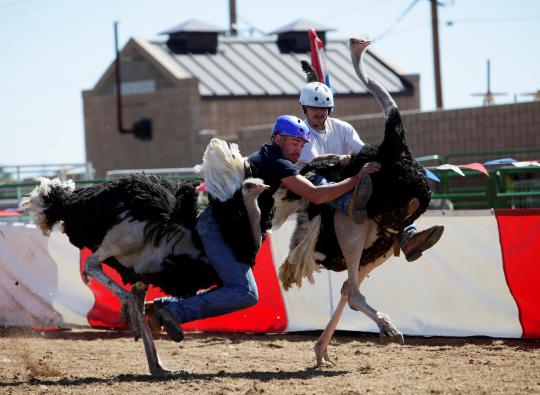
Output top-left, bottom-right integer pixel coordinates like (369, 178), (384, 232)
(2, 151), (540, 210)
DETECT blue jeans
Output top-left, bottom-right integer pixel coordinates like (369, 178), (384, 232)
(315, 176), (352, 214)
(161, 207), (259, 324)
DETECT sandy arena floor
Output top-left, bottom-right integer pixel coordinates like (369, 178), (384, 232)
(0, 328), (539, 394)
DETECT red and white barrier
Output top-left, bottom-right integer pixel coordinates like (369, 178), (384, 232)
(0, 210), (539, 338)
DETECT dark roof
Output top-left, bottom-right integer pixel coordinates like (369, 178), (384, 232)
(145, 36), (412, 97)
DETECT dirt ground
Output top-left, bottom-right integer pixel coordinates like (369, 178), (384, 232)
(0, 328), (539, 394)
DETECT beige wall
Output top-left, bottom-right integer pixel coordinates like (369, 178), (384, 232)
(84, 82), (420, 176)
(83, 79), (201, 177)
(83, 44), (420, 176)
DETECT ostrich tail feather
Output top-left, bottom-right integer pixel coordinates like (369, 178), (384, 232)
(195, 138), (246, 202)
(20, 177), (75, 235)
(301, 60), (319, 83)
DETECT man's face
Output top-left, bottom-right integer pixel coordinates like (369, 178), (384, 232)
(304, 106), (330, 128)
(274, 134), (306, 163)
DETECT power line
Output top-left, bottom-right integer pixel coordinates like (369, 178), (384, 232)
(372, 0), (421, 42)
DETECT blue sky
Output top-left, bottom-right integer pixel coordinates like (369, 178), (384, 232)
(1, 0), (539, 166)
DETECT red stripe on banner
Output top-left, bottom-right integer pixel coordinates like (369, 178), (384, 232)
(80, 237), (288, 332)
(80, 248), (127, 328)
(495, 209), (540, 338)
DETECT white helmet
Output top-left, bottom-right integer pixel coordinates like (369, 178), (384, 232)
(299, 82), (334, 108)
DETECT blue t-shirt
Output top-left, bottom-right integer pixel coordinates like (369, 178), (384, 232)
(248, 144), (298, 192)
(247, 143), (298, 231)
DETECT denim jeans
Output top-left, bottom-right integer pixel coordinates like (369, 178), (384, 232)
(315, 176), (352, 214)
(161, 207), (259, 324)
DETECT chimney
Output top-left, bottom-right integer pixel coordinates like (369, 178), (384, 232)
(271, 19), (335, 54)
(160, 19), (225, 54)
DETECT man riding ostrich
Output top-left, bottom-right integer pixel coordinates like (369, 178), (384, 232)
(272, 36), (440, 366)
(22, 123), (373, 375)
(22, 139), (270, 376)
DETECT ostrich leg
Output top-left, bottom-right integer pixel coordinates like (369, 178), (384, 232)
(336, 212), (403, 340)
(124, 282), (149, 341)
(313, 247), (399, 367)
(84, 251), (173, 376)
(314, 290), (348, 367)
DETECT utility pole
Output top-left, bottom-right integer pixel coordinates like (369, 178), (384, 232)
(430, 0), (443, 109)
(229, 0), (237, 36)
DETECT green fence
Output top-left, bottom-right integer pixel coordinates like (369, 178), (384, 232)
(424, 147), (540, 209)
(2, 149), (540, 211)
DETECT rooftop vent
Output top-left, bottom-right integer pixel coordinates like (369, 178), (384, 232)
(160, 19), (225, 54)
(271, 19), (335, 54)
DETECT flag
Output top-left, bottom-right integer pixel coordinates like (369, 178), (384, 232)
(308, 29), (332, 88)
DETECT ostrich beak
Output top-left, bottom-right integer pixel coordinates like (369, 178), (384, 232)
(349, 36), (372, 48)
(252, 184), (270, 194)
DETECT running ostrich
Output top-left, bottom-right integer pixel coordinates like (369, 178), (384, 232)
(273, 36), (432, 366)
(22, 139), (268, 376)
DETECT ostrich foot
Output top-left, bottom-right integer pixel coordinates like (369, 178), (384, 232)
(314, 341), (335, 367)
(376, 313), (404, 345)
(151, 364), (173, 377)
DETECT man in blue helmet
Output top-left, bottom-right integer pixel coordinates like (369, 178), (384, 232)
(296, 82), (444, 262)
(152, 115), (377, 342)
(248, 115), (379, 229)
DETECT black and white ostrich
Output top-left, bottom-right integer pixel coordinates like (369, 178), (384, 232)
(273, 36), (432, 366)
(21, 138), (267, 376)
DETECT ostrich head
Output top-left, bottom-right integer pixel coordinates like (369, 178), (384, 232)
(242, 178), (269, 198)
(349, 35), (371, 55)
(241, 177), (269, 250)
(349, 34), (397, 116)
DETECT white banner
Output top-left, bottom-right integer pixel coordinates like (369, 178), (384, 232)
(271, 211), (522, 337)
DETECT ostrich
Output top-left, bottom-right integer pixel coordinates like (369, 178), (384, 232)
(273, 36), (432, 367)
(21, 138), (267, 376)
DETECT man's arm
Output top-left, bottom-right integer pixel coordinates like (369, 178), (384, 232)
(281, 162), (380, 205)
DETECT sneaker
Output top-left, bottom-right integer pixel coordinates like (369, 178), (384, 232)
(347, 174), (372, 224)
(147, 302), (184, 342)
(401, 225), (444, 262)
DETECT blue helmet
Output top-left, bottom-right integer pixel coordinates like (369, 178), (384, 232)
(271, 115), (310, 142)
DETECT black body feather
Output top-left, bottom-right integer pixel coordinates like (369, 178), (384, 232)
(283, 107), (431, 271)
(37, 174), (231, 298)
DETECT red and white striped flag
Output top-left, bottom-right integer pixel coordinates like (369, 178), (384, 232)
(308, 29), (332, 88)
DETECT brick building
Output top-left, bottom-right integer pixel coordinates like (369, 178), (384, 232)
(83, 19), (420, 177)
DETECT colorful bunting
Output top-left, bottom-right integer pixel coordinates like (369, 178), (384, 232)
(458, 163), (489, 176)
(436, 164), (465, 177)
(424, 168), (440, 182)
(484, 158), (517, 165)
(512, 161), (540, 168)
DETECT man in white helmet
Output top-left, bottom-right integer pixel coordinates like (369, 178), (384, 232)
(296, 81), (444, 262)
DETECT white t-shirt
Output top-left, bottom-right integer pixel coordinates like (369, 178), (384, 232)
(295, 117), (365, 170)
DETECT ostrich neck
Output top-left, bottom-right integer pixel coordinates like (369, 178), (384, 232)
(243, 195), (262, 250)
(351, 49), (397, 117)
